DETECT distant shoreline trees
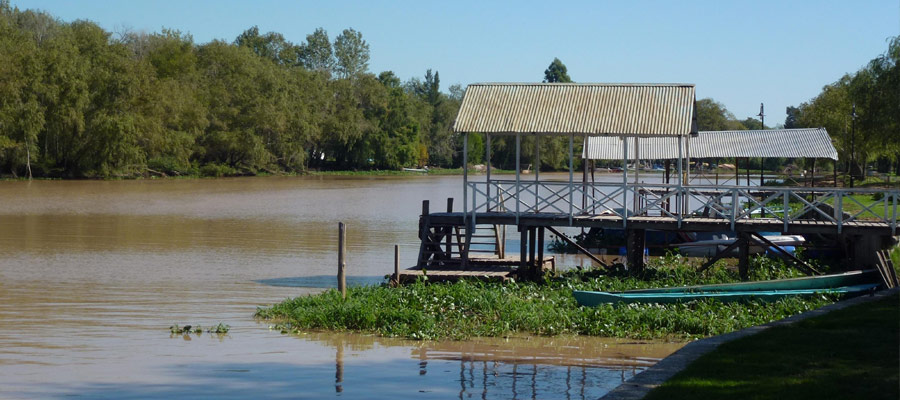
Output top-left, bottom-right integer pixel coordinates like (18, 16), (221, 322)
(0, 2), (895, 179)
(0, 2), (461, 177)
(790, 37), (900, 177)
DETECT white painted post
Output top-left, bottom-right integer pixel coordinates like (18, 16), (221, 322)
(622, 137), (628, 227)
(783, 190), (790, 233)
(486, 134), (491, 211)
(677, 135), (683, 227)
(515, 132), (521, 224)
(634, 137), (641, 212)
(686, 135), (691, 185)
(568, 133), (574, 225)
(836, 193), (843, 233)
(535, 135), (541, 212)
(463, 132), (468, 221)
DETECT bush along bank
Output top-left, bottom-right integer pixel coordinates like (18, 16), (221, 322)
(256, 255), (838, 341)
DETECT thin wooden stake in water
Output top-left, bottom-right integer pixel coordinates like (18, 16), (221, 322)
(338, 222), (347, 298)
(393, 244), (400, 286)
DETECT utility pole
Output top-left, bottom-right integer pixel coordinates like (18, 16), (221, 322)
(850, 103), (857, 188)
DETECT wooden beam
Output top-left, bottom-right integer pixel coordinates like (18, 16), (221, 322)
(446, 198), (453, 257)
(748, 232), (821, 275)
(738, 232), (750, 281)
(546, 226), (609, 269)
(528, 226), (537, 278)
(626, 228), (646, 272)
(519, 225), (527, 273)
(537, 226), (545, 274)
(338, 222), (347, 298)
(697, 239), (744, 273)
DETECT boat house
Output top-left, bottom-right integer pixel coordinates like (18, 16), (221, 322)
(404, 83), (898, 283)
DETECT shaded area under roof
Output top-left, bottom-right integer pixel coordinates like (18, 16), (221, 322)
(582, 128), (838, 160)
(453, 83), (697, 136)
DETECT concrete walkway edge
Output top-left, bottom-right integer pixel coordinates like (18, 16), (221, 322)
(600, 287), (900, 400)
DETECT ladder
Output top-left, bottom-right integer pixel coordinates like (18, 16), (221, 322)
(417, 220), (505, 268)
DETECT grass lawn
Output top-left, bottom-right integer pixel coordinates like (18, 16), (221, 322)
(833, 194), (898, 220)
(644, 292), (900, 400)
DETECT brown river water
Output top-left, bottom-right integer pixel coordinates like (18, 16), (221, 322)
(0, 175), (682, 399)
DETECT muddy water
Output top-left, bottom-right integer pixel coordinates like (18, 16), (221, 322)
(0, 175), (682, 399)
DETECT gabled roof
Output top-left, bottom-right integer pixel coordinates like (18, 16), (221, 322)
(582, 128), (838, 160)
(453, 83), (697, 136)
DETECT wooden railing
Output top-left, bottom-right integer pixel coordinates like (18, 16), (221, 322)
(466, 179), (899, 234)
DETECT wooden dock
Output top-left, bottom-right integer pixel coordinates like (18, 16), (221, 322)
(413, 201), (896, 282)
(398, 256), (556, 283)
(433, 212), (895, 235)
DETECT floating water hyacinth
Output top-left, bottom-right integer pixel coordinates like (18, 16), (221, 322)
(170, 323), (230, 334)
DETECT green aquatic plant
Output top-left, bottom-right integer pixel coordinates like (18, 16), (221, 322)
(257, 260), (836, 341)
(169, 323), (230, 334)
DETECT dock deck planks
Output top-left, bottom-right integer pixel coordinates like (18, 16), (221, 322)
(398, 256), (555, 283)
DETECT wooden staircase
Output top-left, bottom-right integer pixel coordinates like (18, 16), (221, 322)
(417, 219), (505, 269)
(416, 199), (505, 269)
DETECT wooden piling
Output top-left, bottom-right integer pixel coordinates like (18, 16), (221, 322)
(338, 222), (347, 298)
(626, 228), (646, 272)
(528, 227), (537, 277)
(446, 198), (453, 256)
(738, 232), (750, 281)
(519, 225), (527, 273)
(393, 244), (400, 286)
(537, 227), (545, 274)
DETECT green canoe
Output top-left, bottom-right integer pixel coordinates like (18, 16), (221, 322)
(573, 283), (880, 306)
(623, 270), (878, 294)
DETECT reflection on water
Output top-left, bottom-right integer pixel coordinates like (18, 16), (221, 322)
(0, 175), (683, 398)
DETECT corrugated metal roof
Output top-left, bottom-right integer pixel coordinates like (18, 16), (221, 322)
(582, 128), (838, 160)
(453, 83), (696, 136)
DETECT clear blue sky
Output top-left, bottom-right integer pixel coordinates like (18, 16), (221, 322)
(13, 0), (899, 126)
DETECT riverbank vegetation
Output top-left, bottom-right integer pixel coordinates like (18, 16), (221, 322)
(1, 3), (897, 180)
(644, 292), (899, 400)
(256, 255), (836, 341)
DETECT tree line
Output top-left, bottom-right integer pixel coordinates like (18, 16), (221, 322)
(0, 2), (463, 178)
(1, 1), (896, 179)
(789, 36), (899, 177)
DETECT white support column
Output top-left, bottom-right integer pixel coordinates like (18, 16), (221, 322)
(515, 132), (521, 223)
(535, 135), (541, 212)
(677, 135), (683, 226)
(622, 137), (628, 227)
(486, 134), (492, 211)
(634, 137), (641, 213)
(686, 135), (691, 185)
(463, 132), (469, 220)
(568, 133), (574, 225)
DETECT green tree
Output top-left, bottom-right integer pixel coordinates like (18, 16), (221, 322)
(543, 58), (572, 83)
(739, 117), (766, 130)
(234, 26), (296, 65)
(784, 106), (800, 129)
(298, 27), (334, 73)
(695, 98), (746, 131)
(333, 28), (369, 79)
